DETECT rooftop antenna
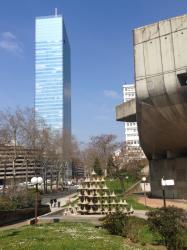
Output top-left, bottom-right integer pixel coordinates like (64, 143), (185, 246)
(55, 8), (58, 16)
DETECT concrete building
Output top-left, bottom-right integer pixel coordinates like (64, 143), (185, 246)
(0, 145), (40, 186)
(116, 14), (187, 199)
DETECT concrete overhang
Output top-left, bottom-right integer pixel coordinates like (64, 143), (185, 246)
(115, 99), (136, 122)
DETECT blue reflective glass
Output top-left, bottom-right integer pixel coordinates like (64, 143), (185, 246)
(35, 15), (71, 133)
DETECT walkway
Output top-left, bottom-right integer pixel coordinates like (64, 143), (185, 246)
(41, 192), (77, 214)
(138, 196), (187, 210)
(0, 220), (29, 231)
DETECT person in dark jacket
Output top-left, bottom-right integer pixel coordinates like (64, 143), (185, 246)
(50, 199), (53, 208)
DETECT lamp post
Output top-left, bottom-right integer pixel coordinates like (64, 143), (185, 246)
(125, 176), (129, 189)
(31, 176), (43, 225)
(142, 176), (147, 206)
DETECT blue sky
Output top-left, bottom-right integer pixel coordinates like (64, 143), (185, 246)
(0, 0), (187, 143)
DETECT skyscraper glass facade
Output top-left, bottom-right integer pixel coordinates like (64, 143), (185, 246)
(35, 15), (71, 135)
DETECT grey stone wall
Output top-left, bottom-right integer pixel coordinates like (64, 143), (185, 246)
(150, 157), (187, 199)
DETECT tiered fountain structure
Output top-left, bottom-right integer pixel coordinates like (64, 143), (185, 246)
(76, 170), (133, 215)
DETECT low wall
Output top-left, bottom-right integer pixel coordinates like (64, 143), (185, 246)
(39, 214), (103, 226)
(0, 205), (50, 226)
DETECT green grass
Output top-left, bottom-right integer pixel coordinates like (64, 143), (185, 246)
(0, 222), (157, 250)
(106, 178), (136, 195)
(106, 178), (149, 210)
(126, 195), (149, 210)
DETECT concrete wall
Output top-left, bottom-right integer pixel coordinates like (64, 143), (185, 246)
(140, 182), (151, 192)
(134, 15), (187, 80)
(134, 14), (187, 159)
(134, 14), (187, 198)
(116, 99), (136, 122)
(150, 157), (187, 199)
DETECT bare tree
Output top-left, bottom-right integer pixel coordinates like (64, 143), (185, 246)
(108, 143), (148, 194)
(0, 108), (24, 190)
(0, 107), (82, 193)
(0, 108), (51, 191)
(82, 134), (119, 176)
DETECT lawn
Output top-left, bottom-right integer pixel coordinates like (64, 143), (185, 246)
(106, 178), (149, 210)
(106, 179), (123, 194)
(126, 195), (149, 210)
(0, 222), (159, 250)
(106, 177), (136, 195)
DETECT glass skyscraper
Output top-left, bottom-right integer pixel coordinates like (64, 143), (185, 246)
(35, 14), (71, 137)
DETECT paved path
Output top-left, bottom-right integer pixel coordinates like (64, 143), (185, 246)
(0, 220), (29, 231)
(138, 196), (187, 210)
(41, 192), (77, 214)
(133, 209), (147, 219)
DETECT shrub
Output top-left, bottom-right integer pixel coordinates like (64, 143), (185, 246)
(124, 216), (147, 243)
(13, 189), (36, 208)
(102, 212), (128, 236)
(147, 206), (187, 250)
(0, 196), (15, 210)
(0, 190), (37, 210)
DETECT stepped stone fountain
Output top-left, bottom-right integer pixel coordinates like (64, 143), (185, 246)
(75, 170), (133, 215)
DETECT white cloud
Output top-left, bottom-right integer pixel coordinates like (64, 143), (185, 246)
(0, 31), (23, 55)
(104, 90), (119, 99)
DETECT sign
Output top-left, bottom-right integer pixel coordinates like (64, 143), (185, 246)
(161, 178), (175, 186)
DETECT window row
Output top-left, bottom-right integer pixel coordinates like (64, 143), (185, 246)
(126, 122), (137, 126)
(126, 140), (139, 145)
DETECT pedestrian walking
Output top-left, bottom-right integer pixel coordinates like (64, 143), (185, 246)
(50, 199), (53, 208)
(54, 198), (57, 207)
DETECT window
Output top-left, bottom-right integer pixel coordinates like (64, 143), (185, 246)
(177, 72), (187, 86)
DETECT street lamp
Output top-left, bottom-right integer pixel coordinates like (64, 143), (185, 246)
(125, 176), (129, 189)
(142, 176), (147, 206)
(31, 176), (43, 225)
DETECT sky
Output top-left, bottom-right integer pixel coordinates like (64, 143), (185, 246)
(0, 0), (187, 143)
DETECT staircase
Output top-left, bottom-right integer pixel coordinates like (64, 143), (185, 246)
(124, 180), (142, 196)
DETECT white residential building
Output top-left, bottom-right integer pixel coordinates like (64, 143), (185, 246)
(123, 83), (145, 158)
(123, 84), (138, 146)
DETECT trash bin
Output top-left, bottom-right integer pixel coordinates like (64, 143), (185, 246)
(58, 201), (60, 208)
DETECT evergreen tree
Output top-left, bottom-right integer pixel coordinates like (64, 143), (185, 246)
(93, 158), (103, 176)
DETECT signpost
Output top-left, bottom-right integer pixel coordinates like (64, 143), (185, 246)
(161, 178), (175, 208)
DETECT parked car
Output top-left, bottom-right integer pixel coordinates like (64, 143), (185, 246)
(0, 185), (8, 192)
